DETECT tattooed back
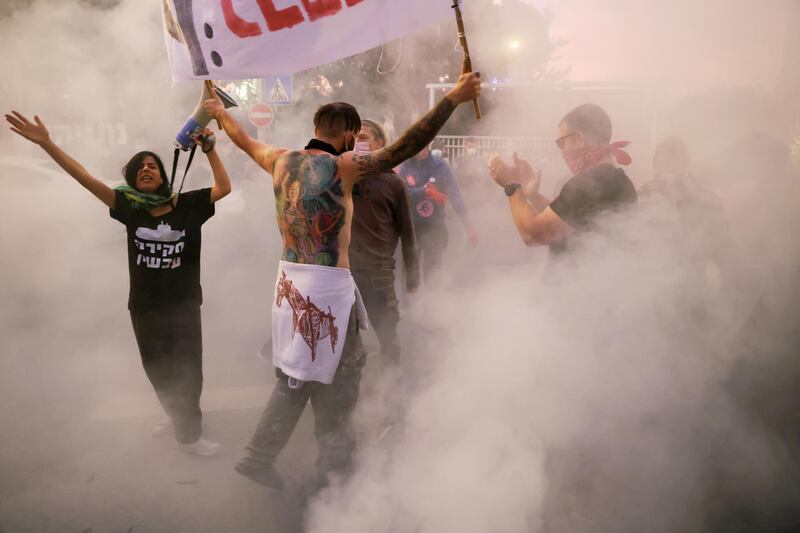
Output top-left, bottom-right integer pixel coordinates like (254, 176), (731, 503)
(272, 150), (353, 268)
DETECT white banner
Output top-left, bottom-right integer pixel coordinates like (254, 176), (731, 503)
(162, 0), (454, 81)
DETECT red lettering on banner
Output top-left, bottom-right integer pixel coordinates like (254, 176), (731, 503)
(300, 0), (342, 22)
(220, 0), (370, 39)
(256, 0), (305, 31)
(221, 0), (263, 37)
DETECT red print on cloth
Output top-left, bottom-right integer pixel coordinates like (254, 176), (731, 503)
(276, 271), (338, 361)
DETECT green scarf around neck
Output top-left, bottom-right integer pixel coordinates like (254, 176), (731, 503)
(115, 185), (176, 211)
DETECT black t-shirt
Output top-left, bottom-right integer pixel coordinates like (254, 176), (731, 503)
(549, 164), (637, 257)
(110, 188), (215, 310)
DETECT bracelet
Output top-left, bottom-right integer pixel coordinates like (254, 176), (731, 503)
(201, 133), (216, 153)
(503, 183), (521, 197)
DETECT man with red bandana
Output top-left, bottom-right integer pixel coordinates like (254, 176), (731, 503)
(489, 103), (637, 262)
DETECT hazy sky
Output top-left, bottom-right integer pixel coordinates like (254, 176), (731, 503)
(524, 0), (796, 88)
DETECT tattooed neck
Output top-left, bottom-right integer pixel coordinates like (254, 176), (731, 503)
(353, 96), (457, 177)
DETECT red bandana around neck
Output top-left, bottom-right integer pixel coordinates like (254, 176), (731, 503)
(564, 141), (633, 175)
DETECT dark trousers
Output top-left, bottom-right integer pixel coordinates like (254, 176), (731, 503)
(417, 223), (449, 283)
(239, 308), (367, 477)
(130, 304), (203, 444)
(352, 268), (401, 367)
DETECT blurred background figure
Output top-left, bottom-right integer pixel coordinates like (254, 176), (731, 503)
(641, 136), (722, 211)
(453, 136), (487, 205)
(639, 136), (730, 319)
(398, 145), (478, 285)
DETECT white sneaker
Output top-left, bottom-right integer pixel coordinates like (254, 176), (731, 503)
(177, 438), (221, 457)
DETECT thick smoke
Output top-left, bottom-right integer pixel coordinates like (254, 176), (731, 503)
(307, 201), (800, 531)
(1, 1), (282, 530)
(304, 1), (800, 532)
(1, 0), (799, 532)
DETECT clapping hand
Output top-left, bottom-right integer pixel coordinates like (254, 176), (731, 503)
(513, 153), (542, 197)
(489, 155), (517, 186)
(490, 153), (541, 195)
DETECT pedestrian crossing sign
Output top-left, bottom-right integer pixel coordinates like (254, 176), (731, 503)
(263, 75), (292, 105)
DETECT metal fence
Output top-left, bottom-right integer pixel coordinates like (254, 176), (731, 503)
(434, 135), (562, 176)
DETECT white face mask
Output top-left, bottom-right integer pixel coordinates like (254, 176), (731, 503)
(466, 147), (477, 155)
(354, 141), (371, 154)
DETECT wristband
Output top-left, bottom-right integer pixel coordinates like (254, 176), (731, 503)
(201, 133), (216, 153)
(503, 183), (522, 197)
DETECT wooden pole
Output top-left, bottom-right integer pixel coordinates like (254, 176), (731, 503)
(452, 1), (481, 119)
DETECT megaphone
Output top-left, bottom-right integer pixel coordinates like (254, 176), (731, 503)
(175, 80), (238, 151)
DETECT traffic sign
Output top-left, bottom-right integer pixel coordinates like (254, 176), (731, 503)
(263, 75), (293, 105)
(249, 103), (274, 128)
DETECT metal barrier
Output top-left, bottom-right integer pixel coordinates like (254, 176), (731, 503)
(434, 135), (562, 176)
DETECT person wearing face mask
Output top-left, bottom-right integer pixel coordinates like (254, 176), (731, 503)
(454, 136), (482, 181)
(349, 119), (419, 370)
(4, 111), (232, 457)
(489, 103), (637, 263)
(204, 72), (482, 490)
(398, 144), (478, 286)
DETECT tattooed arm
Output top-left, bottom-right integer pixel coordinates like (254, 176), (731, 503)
(203, 95), (286, 176)
(338, 71), (482, 186)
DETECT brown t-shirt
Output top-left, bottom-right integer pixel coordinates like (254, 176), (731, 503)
(350, 171), (420, 287)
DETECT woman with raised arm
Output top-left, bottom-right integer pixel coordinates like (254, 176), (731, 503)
(5, 110), (231, 457)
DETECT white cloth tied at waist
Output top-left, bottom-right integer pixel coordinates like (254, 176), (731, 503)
(272, 260), (367, 385)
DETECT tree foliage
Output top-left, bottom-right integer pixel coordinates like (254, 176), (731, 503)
(287, 0), (565, 134)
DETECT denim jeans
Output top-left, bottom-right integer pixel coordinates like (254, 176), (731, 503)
(239, 308), (367, 477)
(416, 223), (449, 284)
(352, 268), (401, 367)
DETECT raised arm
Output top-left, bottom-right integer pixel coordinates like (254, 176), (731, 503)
(203, 96), (286, 175)
(338, 71), (482, 185)
(194, 128), (231, 203)
(5, 111), (115, 208)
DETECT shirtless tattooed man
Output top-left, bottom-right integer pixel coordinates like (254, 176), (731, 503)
(204, 71), (481, 489)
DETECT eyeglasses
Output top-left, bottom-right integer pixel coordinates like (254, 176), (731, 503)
(555, 131), (577, 150)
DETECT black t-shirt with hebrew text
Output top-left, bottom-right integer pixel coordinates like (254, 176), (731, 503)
(110, 188), (214, 310)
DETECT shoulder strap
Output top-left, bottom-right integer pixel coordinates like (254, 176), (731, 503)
(169, 144), (198, 195)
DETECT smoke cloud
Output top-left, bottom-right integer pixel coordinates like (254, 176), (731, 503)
(1, 0), (799, 532)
